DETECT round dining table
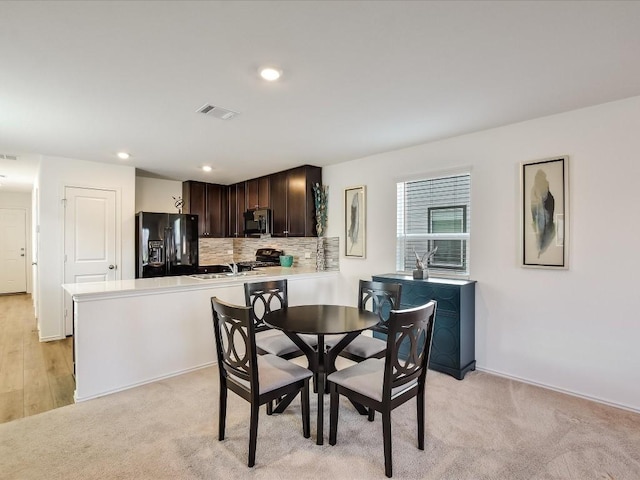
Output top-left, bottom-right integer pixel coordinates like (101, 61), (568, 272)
(264, 304), (381, 445)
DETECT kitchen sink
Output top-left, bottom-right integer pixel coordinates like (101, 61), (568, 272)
(189, 271), (265, 280)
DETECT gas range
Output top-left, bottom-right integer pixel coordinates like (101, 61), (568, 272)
(236, 248), (283, 270)
(236, 260), (280, 270)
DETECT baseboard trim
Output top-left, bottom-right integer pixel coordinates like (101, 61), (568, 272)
(476, 366), (639, 415)
(39, 334), (66, 342)
(74, 361), (216, 403)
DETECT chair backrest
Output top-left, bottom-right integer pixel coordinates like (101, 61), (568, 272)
(358, 280), (402, 330)
(211, 297), (258, 391)
(383, 301), (437, 395)
(244, 279), (288, 332)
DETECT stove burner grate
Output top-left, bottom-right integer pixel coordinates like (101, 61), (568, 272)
(236, 260), (280, 270)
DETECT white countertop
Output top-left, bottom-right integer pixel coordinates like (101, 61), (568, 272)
(63, 266), (337, 301)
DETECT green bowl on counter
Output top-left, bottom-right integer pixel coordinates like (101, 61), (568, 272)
(280, 255), (294, 267)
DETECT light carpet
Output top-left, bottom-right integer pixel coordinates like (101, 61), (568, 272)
(1, 367), (639, 480)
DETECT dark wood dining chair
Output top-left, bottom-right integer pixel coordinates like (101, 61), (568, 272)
(332, 280), (402, 362)
(327, 301), (437, 478)
(244, 279), (318, 360)
(211, 297), (313, 467)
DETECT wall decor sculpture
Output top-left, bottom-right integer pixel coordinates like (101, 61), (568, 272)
(521, 156), (569, 269)
(344, 185), (366, 258)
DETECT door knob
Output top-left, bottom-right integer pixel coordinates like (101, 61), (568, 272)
(20, 254), (25, 257)
(108, 264), (116, 270)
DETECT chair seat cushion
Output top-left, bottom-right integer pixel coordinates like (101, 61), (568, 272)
(229, 354), (312, 394)
(256, 331), (318, 357)
(327, 358), (417, 402)
(256, 331), (301, 356)
(324, 334), (346, 348)
(299, 334), (319, 347)
(258, 355), (313, 394)
(256, 329), (283, 340)
(341, 335), (385, 358)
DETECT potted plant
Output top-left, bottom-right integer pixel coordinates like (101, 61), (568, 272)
(312, 183), (328, 237)
(313, 183), (328, 270)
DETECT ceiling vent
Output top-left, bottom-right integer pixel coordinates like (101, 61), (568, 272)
(197, 104), (239, 120)
(0, 154), (18, 160)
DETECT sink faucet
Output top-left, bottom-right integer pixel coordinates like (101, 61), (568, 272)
(226, 262), (238, 275)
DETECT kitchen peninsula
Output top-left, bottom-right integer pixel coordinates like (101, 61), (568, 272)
(63, 267), (338, 402)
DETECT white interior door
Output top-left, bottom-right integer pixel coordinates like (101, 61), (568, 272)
(64, 187), (118, 335)
(0, 208), (27, 294)
(32, 187), (39, 319)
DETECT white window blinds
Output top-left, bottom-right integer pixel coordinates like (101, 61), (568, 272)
(396, 173), (471, 276)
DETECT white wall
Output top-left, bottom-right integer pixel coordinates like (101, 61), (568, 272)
(0, 191), (33, 293)
(135, 176), (182, 213)
(36, 156), (135, 340)
(323, 95), (640, 412)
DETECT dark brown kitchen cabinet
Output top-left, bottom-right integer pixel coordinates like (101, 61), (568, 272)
(227, 182), (246, 237)
(246, 176), (270, 210)
(271, 165), (321, 237)
(182, 181), (227, 237)
(271, 171), (288, 236)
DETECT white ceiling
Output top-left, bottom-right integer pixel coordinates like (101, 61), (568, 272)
(2, 1), (640, 192)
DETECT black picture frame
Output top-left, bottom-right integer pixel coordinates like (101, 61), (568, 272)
(520, 156), (569, 269)
(344, 185), (366, 258)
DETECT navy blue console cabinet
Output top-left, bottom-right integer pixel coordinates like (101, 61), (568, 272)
(372, 274), (476, 380)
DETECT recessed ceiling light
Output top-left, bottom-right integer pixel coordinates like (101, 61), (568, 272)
(259, 67), (282, 81)
(202, 165), (213, 172)
(117, 152), (130, 160)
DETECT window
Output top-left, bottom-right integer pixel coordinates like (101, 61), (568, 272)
(396, 173), (471, 276)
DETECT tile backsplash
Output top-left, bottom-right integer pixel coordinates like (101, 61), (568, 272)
(198, 238), (234, 265)
(199, 237), (339, 271)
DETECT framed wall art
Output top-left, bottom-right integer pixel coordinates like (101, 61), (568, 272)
(344, 185), (366, 258)
(521, 156), (569, 269)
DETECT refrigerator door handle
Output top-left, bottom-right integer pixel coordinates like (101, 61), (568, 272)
(165, 226), (174, 275)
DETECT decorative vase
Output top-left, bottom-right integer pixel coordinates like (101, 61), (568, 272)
(413, 268), (428, 280)
(316, 237), (326, 271)
(312, 183), (328, 238)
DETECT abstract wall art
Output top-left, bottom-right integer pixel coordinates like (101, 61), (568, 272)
(521, 156), (569, 269)
(344, 185), (366, 258)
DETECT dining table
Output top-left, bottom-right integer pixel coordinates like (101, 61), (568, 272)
(264, 304), (381, 445)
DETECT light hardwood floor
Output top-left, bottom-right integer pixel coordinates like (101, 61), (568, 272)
(0, 293), (74, 424)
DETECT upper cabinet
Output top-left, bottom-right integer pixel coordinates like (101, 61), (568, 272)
(182, 181), (227, 237)
(227, 182), (246, 238)
(271, 170), (288, 236)
(184, 164), (321, 238)
(246, 176), (270, 210)
(271, 165), (321, 237)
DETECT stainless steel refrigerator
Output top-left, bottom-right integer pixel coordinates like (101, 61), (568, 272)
(135, 212), (199, 278)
